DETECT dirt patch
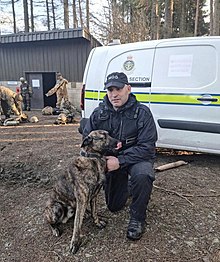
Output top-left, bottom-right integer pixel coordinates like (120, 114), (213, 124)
(0, 110), (220, 262)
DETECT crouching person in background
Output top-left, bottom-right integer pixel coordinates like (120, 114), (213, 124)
(0, 85), (23, 119)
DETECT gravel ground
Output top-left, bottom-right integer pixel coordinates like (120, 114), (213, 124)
(0, 110), (220, 262)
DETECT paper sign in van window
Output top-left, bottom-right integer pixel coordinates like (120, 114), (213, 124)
(168, 54), (193, 77)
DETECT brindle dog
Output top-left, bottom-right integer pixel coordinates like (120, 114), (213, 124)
(44, 130), (118, 254)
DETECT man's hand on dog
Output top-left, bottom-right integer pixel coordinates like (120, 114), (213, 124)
(106, 142), (122, 171)
(106, 156), (120, 171)
(115, 141), (122, 150)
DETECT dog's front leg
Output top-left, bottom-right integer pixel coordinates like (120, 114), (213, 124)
(50, 224), (61, 237)
(69, 199), (87, 254)
(90, 195), (107, 229)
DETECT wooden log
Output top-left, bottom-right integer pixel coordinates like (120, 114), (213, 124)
(155, 160), (188, 172)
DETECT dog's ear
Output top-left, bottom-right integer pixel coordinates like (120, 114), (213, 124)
(81, 136), (93, 148)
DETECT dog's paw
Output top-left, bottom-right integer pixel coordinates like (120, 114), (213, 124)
(70, 241), (81, 254)
(96, 219), (107, 229)
(51, 227), (61, 237)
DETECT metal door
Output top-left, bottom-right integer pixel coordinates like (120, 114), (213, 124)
(28, 74), (44, 109)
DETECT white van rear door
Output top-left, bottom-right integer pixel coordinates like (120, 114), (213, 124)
(83, 47), (109, 118)
(151, 38), (220, 154)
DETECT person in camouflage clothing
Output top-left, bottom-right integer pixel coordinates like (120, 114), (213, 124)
(20, 77), (32, 111)
(0, 85), (23, 119)
(46, 72), (69, 109)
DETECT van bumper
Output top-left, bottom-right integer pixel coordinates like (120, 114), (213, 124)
(78, 118), (89, 134)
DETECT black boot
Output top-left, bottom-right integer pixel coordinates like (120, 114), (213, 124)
(127, 218), (145, 240)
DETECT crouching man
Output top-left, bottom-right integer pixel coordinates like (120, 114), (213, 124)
(0, 85), (23, 119)
(82, 72), (158, 240)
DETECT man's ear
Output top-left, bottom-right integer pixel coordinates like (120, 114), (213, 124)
(127, 84), (131, 93)
(81, 136), (93, 148)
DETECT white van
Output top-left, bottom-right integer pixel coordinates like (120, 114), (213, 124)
(80, 36), (220, 155)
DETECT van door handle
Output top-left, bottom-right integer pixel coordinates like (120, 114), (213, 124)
(197, 97), (218, 102)
(197, 95), (218, 105)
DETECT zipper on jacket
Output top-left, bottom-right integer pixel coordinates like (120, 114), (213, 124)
(119, 112), (123, 140)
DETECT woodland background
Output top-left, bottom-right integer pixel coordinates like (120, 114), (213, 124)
(0, 0), (220, 45)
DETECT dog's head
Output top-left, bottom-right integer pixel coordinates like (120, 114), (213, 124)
(81, 130), (118, 155)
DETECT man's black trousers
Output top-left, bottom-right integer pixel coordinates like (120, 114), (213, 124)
(104, 161), (155, 222)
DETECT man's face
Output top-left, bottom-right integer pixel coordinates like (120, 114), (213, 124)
(57, 75), (63, 80)
(107, 84), (131, 109)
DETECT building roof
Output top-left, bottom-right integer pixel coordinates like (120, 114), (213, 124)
(0, 28), (101, 45)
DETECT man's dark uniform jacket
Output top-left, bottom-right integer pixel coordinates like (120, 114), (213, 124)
(83, 93), (158, 167)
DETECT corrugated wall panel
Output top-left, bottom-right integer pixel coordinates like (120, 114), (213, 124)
(0, 38), (96, 82)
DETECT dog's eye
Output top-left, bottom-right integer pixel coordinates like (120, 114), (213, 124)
(93, 136), (104, 140)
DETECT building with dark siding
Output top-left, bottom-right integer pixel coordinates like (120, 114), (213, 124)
(0, 28), (101, 109)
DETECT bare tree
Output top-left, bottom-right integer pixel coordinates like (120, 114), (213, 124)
(30, 0), (34, 32)
(51, 0), (56, 29)
(179, 0), (186, 36)
(213, 0), (220, 36)
(111, 0), (119, 39)
(151, 0), (159, 40)
(64, 0), (69, 29)
(46, 0), (51, 30)
(23, 0), (29, 32)
(210, 0), (214, 35)
(78, 0), (83, 27)
(194, 0), (199, 36)
(12, 0), (17, 33)
(164, 0), (174, 38)
(72, 0), (78, 28)
(86, 0), (89, 30)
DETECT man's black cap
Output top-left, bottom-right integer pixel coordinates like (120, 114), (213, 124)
(104, 72), (129, 90)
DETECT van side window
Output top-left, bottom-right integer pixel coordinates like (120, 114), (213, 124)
(153, 45), (217, 89)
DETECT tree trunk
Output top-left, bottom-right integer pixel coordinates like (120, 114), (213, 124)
(151, 0), (159, 40)
(210, 0), (214, 35)
(86, 0), (89, 30)
(23, 0), (29, 32)
(12, 0), (17, 33)
(111, 0), (119, 39)
(72, 0), (78, 28)
(78, 0), (83, 27)
(180, 0), (186, 37)
(51, 0), (56, 29)
(64, 0), (69, 29)
(194, 0), (199, 36)
(46, 0), (50, 30)
(164, 0), (174, 38)
(30, 0), (34, 32)
(213, 0), (220, 36)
